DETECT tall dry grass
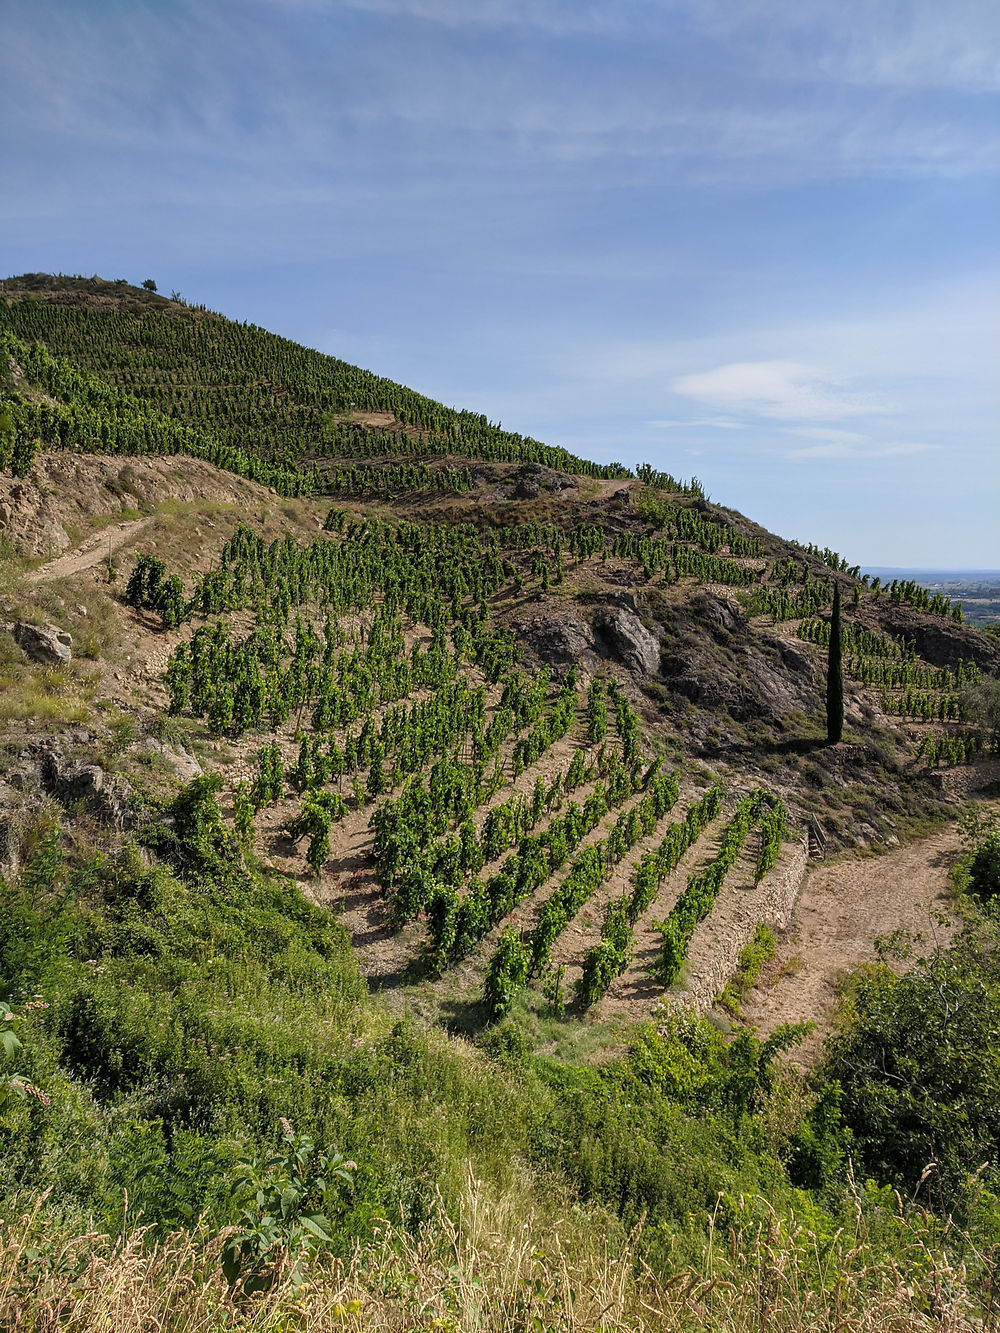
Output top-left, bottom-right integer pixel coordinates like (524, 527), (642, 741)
(3, 1175), (995, 1333)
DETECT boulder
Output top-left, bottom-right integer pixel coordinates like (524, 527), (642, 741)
(143, 739), (202, 781)
(595, 603), (661, 677)
(508, 607), (601, 672)
(14, 621), (72, 665)
(508, 462), (578, 500)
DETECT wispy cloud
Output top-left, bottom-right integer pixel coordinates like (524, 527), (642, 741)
(785, 426), (868, 444)
(647, 417), (747, 430)
(4, 0), (997, 185)
(670, 360), (883, 421)
(263, 0), (1000, 97)
(328, 0), (623, 35)
(695, 0), (1000, 93)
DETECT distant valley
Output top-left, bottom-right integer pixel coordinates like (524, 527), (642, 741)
(864, 567), (1000, 625)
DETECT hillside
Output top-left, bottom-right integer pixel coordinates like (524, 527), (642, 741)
(1, 275), (999, 1329)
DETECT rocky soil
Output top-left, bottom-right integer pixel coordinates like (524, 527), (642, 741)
(0, 453), (269, 557)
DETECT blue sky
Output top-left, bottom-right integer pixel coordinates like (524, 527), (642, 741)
(2, 0), (997, 565)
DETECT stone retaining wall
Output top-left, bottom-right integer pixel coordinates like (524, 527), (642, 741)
(935, 758), (1000, 799)
(679, 837), (809, 1015)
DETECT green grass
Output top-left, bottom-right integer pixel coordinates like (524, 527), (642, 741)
(717, 923), (777, 1017)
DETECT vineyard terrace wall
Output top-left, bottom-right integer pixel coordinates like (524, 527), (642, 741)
(679, 836), (809, 1015)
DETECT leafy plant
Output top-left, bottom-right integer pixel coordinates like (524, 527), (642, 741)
(222, 1123), (356, 1296)
(0, 1001), (50, 1115)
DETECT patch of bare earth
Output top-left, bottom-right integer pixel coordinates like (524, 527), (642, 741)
(741, 826), (962, 1063)
(26, 517), (154, 583)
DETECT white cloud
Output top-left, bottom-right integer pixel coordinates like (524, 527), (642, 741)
(785, 426), (867, 443)
(670, 360), (881, 421)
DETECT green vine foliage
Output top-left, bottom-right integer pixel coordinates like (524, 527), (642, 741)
(483, 929), (530, 1023)
(578, 782), (725, 1007)
(655, 790), (786, 986)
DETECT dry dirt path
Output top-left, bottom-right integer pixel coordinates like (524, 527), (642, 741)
(742, 825), (962, 1063)
(25, 517), (153, 583)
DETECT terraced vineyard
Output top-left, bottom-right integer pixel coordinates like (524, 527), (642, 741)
(2, 275), (998, 1047)
(794, 615), (988, 761)
(122, 506), (803, 1027)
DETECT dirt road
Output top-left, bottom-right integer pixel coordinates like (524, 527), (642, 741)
(25, 517), (152, 584)
(742, 825), (961, 1061)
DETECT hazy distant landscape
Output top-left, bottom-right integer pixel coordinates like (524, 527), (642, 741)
(864, 568), (1000, 625)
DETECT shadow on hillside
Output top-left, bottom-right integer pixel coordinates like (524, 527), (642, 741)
(438, 995), (490, 1038)
(768, 736), (830, 757)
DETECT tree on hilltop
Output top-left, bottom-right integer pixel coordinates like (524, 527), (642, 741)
(826, 582), (844, 744)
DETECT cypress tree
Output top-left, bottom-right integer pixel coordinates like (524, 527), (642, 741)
(826, 582), (844, 744)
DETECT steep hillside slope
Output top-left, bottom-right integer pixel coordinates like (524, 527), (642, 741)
(1, 275), (999, 1328)
(2, 276), (997, 1034)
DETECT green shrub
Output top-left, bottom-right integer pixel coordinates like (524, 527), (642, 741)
(969, 831), (1000, 898)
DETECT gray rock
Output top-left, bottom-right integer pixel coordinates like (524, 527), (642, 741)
(41, 749), (133, 827)
(0, 814), (20, 877)
(595, 603), (661, 677)
(508, 607), (601, 672)
(143, 739), (202, 781)
(14, 621), (72, 664)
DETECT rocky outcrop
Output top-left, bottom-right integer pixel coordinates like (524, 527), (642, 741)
(0, 781), (23, 877)
(853, 601), (1000, 674)
(508, 605), (601, 673)
(510, 592), (664, 680)
(658, 592), (819, 725)
(142, 739), (202, 782)
(41, 749), (133, 827)
(13, 621), (72, 664)
(594, 601), (661, 676)
(507, 462), (577, 502)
